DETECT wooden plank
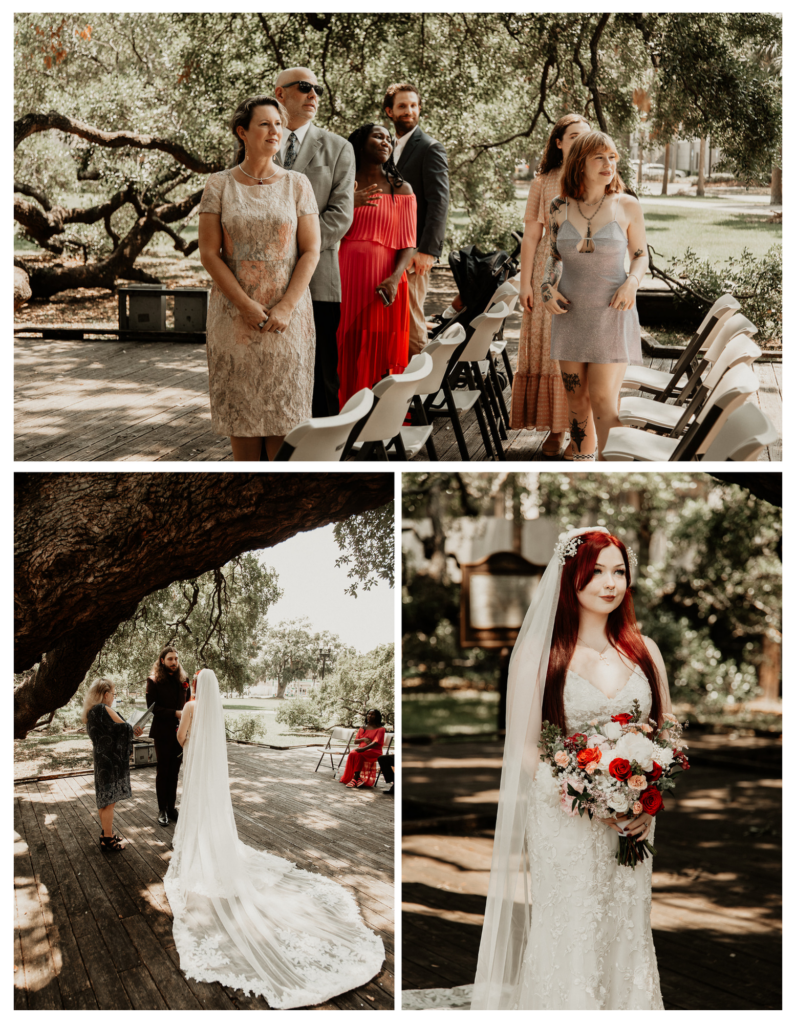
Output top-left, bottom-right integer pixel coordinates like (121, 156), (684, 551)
(117, 965), (170, 1010)
(17, 786), (97, 1008)
(122, 916), (203, 1009)
(14, 793), (63, 1009)
(27, 782), (142, 971)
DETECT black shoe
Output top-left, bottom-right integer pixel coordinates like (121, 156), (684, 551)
(383, 786), (394, 796)
(167, 807), (179, 822)
(157, 809), (170, 826)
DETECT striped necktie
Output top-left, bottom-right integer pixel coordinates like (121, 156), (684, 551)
(283, 132), (298, 169)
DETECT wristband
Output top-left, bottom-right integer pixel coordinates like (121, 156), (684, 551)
(627, 273), (641, 287)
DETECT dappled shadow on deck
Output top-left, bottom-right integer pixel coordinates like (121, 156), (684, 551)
(14, 745), (394, 1010)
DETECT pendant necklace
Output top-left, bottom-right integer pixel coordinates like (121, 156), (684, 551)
(577, 637), (612, 665)
(239, 162), (279, 186)
(575, 192), (606, 253)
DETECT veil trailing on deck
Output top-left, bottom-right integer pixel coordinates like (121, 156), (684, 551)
(164, 669), (384, 1009)
(469, 527), (610, 1010)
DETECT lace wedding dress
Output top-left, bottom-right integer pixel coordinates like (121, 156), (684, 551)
(516, 664), (663, 1009)
(404, 663), (664, 1011)
(163, 671), (384, 1009)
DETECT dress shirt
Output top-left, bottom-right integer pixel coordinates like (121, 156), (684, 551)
(279, 120), (312, 162)
(393, 124), (419, 164)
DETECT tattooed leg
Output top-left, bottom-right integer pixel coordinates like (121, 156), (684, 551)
(570, 415), (589, 452)
(562, 371), (581, 393)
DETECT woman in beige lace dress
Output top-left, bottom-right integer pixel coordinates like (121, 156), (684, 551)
(510, 114), (590, 458)
(198, 95), (321, 460)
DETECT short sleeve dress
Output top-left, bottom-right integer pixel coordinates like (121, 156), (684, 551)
(509, 169), (570, 434)
(86, 704), (134, 809)
(198, 169), (320, 437)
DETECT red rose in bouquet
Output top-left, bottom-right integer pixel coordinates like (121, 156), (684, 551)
(611, 713), (634, 725)
(645, 761), (663, 782)
(570, 733), (588, 746)
(609, 757), (633, 781)
(673, 748), (691, 770)
(639, 786), (664, 816)
(577, 747), (602, 770)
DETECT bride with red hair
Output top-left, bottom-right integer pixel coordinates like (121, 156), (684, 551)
(472, 527), (672, 1010)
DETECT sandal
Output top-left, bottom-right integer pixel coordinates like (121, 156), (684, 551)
(99, 833), (125, 852)
(563, 451), (596, 462)
(345, 780), (360, 789)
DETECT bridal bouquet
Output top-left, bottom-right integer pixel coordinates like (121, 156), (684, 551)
(538, 699), (690, 868)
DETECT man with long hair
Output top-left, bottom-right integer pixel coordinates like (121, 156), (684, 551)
(146, 646), (189, 826)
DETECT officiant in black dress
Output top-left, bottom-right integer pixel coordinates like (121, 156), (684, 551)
(145, 646), (189, 826)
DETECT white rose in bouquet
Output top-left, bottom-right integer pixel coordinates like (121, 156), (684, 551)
(601, 721), (623, 742)
(613, 731), (655, 771)
(608, 789), (630, 814)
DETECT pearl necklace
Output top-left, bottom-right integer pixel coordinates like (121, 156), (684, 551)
(238, 162), (279, 185)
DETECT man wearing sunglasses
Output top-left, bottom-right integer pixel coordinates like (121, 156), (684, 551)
(275, 67), (355, 418)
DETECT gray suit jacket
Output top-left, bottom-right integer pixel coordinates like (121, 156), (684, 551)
(275, 123), (355, 303)
(395, 126), (449, 258)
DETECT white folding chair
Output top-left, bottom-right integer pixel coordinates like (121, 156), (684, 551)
(617, 334), (762, 437)
(408, 324), (466, 460)
(453, 301), (512, 458)
(485, 277), (520, 387)
(622, 293), (743, 401)
(603, 363), (760, 462)
(702, 404), (779, 462)
(350, 353), (433, 460)
(314, 727), (357, 776)
(275, 389), (373, 461)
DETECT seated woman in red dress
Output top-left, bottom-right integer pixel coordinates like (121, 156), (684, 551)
(339, 710), (387, 789)
(337, 124), (417, 407)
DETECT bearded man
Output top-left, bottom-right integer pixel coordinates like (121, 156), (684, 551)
(146, 646), (189, 826)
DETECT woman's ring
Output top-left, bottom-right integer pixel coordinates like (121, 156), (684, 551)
(257, 320), (267, 329)
(274, 329), (283, 335)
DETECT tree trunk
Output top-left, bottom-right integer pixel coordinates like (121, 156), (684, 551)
(15, 473), (393, 737)
(661, 143), (670, 195)
(637, 133), (644, 186)
(771, 164), (782, 206)
(696, 137), (707, 196)
(757, 633), (781, 703)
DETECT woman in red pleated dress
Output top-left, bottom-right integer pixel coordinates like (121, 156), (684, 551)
(339, 710), (387, 789)
(337, 124), (417, 407)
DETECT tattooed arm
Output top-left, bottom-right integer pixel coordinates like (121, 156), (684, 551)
(608, 195), (649, 311)
(541, 198), (569, 315)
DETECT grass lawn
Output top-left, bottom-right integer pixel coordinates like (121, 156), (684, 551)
(403, 690), (500, 737)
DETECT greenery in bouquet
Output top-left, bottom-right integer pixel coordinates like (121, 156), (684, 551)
(538, 699), (690, 868)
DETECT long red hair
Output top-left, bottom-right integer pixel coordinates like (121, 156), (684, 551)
(542, 531), (661, 731)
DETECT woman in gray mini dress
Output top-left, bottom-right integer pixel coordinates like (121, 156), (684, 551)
(541, 131), (649, 461)
(83, 678), (143, 851)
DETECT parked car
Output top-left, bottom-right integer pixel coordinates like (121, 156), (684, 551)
(640, 163), (687, 179)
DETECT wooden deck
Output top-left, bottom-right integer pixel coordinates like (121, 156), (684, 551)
(14, 316), (781, 462)
(401, 737), (781, 1010)
(14, 744), (394, 1010)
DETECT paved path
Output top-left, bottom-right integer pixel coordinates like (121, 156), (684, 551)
(401, 737), (781, 1010)
(14, 744), (394, 1010)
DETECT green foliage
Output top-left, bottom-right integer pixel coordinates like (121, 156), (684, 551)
(664, 244), (782, 345)
(92, 554), (283, 693)
(402, 473), (781, 721)
(224, 711), (267, 743)
(333, 503), (394, 598)
(258, 619), (347, 697)
(275, 644), (395, 731)
(14, 13), (780, 260)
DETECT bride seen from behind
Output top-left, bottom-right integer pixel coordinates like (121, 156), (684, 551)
(164, 668), (384, 1008)
(472, 526), (671, 1010)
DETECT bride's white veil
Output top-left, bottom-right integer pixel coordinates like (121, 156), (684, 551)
(471, 527), (609, 1009)
(165, 668), (384, 1007)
